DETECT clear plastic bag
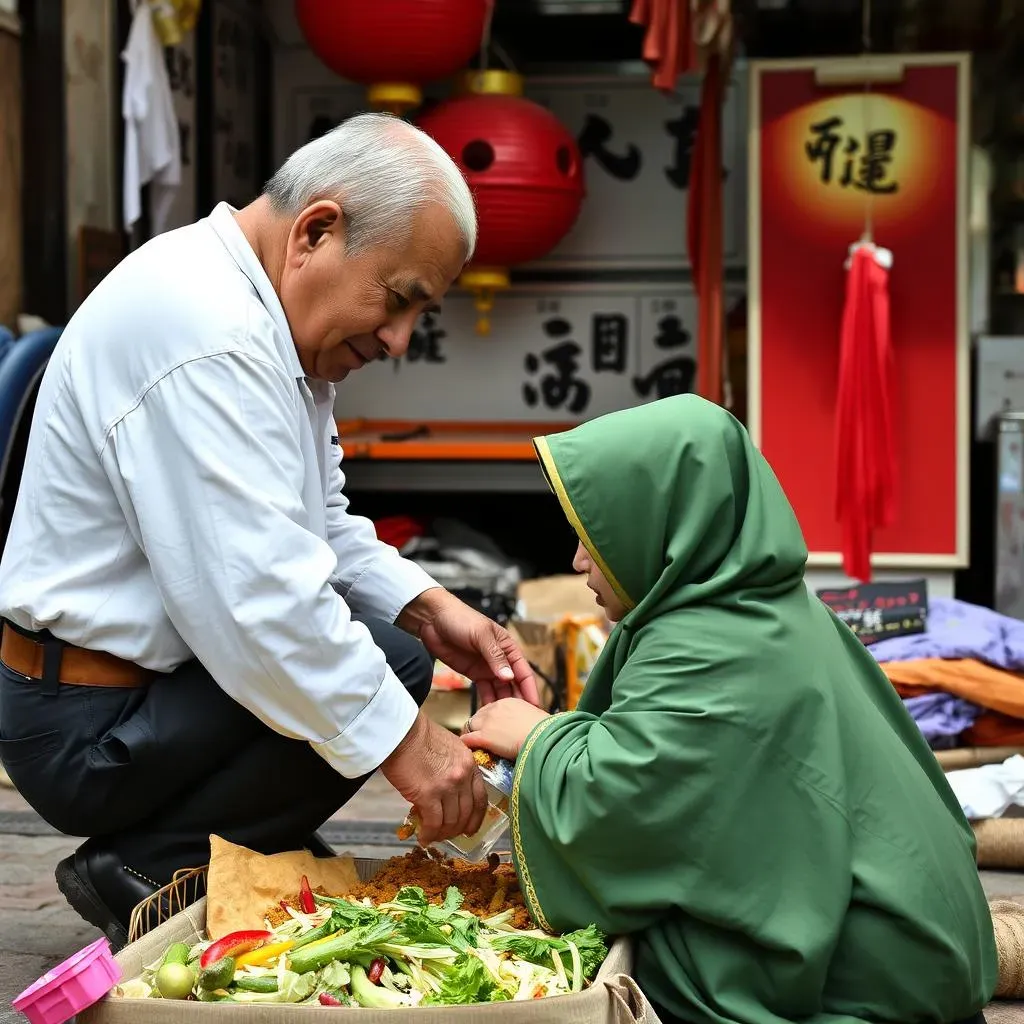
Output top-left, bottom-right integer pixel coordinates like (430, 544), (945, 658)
(439, 753), (514, 861)
(400, 753), (515, 862)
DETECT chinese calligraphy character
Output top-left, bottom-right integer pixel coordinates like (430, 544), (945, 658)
(850, 129), (898, 194)
(406, 312), (447, 365)
(632, 357), (696, 399)
(523, 318), (591, 413)
(664, 105), (700, 189)
(805, 116), (899, 194)
(577, 115), (642, 182)
(633, 314), (695, 399)
(653, 314), (690, 350)
(591, 314), (628, 374)
(805, 116), (844, 182)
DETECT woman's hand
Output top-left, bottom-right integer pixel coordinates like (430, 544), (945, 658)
(460, 698), (550, 761)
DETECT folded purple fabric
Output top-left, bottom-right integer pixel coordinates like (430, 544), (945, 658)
(903, 692), (982, 749)
(870, 598), (1024, 671)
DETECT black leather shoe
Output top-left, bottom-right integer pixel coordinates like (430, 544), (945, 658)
(54, 840), (165, 951)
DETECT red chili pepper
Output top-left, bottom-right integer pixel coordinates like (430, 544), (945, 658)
(319, 992), (343, 1006)
(367, 958), (385, 984)
(279, 900), (291, 913)
(299, 875), (316, 914)
(199, 929), (274, 969)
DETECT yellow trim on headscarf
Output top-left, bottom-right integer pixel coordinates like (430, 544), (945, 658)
(533, 436), (634, 612)
(510, 713), (565, 933)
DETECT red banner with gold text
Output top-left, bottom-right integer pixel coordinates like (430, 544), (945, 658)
(747, 56), (969, 568)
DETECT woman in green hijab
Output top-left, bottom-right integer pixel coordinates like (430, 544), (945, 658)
(462, 395), (996, 1024)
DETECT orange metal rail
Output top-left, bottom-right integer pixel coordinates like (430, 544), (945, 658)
(336, 419), (575, 461)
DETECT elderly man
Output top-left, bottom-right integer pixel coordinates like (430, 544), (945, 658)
(0, 113), (537, 947)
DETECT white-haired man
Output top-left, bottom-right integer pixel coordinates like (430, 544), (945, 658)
(0, 113), (538, 947)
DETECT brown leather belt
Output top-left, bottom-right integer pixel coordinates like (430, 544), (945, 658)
(0, 626), (152, 688)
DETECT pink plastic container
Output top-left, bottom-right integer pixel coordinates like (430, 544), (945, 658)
(12, 937), (121, 1024)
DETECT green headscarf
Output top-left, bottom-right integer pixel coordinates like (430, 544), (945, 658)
(512, 395), (996, 1024)
(534, 391), (808, 621)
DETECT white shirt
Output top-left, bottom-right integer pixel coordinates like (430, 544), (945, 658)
(0, 203), (439, 779)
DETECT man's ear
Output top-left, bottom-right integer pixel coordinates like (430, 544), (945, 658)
(288, 200), (345, 262)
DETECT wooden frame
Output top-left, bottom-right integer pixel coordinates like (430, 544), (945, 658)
(746, 53), (971, 570)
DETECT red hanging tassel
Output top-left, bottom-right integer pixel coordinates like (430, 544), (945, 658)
(835, 245), (897, 583)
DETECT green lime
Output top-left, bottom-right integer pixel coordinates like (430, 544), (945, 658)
(155, 961), (195, 1000)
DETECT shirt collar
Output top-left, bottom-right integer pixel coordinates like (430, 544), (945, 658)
(207, 201), (305, 380)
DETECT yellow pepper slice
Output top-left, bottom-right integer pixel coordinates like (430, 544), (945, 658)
(235, 939), (295, 967)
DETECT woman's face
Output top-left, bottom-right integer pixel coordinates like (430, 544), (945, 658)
(573, 541), (627, 622)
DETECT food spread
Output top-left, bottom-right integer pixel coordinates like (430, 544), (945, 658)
(112, 851), (607, 1007)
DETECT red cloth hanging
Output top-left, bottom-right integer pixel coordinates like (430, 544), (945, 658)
(835, 245), (898, 583)
(688, 52), (724, 405)
(629, 0), (697, 91)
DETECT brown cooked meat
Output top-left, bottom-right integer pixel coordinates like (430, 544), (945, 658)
(266, 849), (532, 930)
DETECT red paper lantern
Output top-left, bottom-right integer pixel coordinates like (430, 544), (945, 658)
(416, 71), (586, 334)
(293, 0), (489, 113)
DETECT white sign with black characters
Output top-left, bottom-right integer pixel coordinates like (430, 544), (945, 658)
(333, 285), (745, 423)
(523, 71), (747, 271)
(271, 57), (747, 273)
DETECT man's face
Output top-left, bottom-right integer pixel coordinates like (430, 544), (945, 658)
(278, 199), (467, 382)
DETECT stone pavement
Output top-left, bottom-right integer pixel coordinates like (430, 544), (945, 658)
(1, 773), (1023, 1018)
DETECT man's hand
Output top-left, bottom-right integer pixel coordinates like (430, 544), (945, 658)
(399, 588), (541, 707)
(381, 711), (488, 846)
(461, 698), (550, 761)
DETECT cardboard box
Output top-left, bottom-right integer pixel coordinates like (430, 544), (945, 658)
(512, 576), (610, 711)
(79, 858), (657, 1023)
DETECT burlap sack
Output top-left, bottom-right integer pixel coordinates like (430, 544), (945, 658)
(991, 900), (1024, 999)
(974, 819), (1024, 870)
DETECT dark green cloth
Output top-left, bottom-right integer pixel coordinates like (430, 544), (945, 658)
(512, 395), (996, 1024)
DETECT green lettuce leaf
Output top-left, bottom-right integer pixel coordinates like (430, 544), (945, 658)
(489, 924), (607, 982)
(426, 954), (511, 1006)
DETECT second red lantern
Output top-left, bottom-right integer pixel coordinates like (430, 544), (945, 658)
(294, 0), (489, 114)
(416, 71), (586, 334)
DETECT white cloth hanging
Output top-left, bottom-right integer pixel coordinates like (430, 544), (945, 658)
(122, 0), (180, 235)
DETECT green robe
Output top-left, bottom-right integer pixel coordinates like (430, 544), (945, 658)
(511, 395), (996, 1024)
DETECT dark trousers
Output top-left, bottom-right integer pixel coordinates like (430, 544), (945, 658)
(0, 615), (432, 884)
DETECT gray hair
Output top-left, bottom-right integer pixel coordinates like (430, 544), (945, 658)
(264, 112), (477, 260)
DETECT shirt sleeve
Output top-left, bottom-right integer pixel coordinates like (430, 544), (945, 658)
(324, 448), (439, 623)
(101, 349), (417, 779)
